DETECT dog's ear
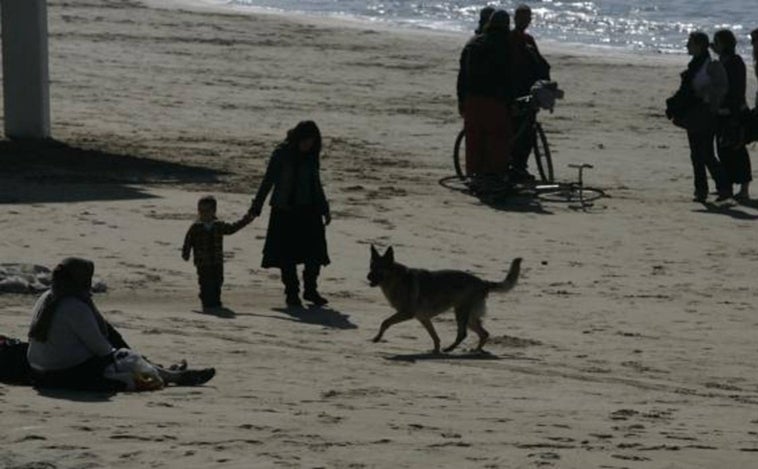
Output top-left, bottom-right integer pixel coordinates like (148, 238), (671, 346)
(371, 244), (380, 260)
(384, 246), (394, 263)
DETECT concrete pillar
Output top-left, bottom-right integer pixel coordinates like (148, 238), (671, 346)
(2, 0), (51, 139)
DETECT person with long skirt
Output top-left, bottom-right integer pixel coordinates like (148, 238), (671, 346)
(712, 29), (752, 200)
(249, 121), (331, 308)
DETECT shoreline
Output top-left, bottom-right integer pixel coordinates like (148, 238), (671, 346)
(144, 0), (694, 65)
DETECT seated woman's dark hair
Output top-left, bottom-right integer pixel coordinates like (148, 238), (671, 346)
(476, 6), (495, 34)
(286, 120), (322, 156)
(713, 29), (737, 55)
(29, 258), (96, 342)
(689, 31), (710, 50)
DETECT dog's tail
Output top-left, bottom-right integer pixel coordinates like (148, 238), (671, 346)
(487, 258), (522, 294)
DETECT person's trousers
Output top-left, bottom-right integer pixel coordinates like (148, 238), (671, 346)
(463, 96), (512, 176)
(510, 113), (535, 172)
(280, 263), (321, 296)
(687, 130), (732, 198)
(717, 143), (752, 184)
(197, 264), (224, 307)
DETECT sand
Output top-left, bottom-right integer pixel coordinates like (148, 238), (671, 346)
(1, 0), (758, 467)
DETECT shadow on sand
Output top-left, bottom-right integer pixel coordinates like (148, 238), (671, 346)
(694, 201), (758, 221)
(35, 387), (115, 402)
(272, 305), (358, 330)
(0, 138), (227, 204)
(384, 350), (502, 363)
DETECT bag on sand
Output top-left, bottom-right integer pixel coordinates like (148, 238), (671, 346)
(0, 336), (31, 385)
(103, 349), (164, 392)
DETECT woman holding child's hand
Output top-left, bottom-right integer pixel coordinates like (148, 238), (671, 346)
(249, 121), (331, 308)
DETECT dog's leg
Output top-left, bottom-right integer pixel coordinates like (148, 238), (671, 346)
(469, 318), (490, 352)
(443, 307), (469, 353)
(418, 318), (441, 354)
(372, 311), (413, 343)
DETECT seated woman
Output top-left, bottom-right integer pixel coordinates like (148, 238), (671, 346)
(27, 257), (215, 392)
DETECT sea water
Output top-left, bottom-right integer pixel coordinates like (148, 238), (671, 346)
(227, 0), (756, 54)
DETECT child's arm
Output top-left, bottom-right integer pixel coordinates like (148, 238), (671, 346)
(218, 213), (254, 235)
(182, 225), (194, 261)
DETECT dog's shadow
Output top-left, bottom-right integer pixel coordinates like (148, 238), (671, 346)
(385, 350), (502, 363)
(272, 305), (358, 330)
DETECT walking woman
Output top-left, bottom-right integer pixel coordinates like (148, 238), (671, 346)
(666, 32), (732, 203)
(249, 121), (331, 308)
(712, 29), (752, 200)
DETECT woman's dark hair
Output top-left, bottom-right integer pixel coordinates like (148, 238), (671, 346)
(689, 31), (710, 50)
(476, 6), (495, 34)
(713, 29), (737, 55)
(286, 120), (322, 157)
(485, 9), (510, 34)
(751, 28), (758, 61)
(29, 258), (96, 342)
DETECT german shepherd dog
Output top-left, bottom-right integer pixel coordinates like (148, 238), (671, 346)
(368, 245), (522, 353)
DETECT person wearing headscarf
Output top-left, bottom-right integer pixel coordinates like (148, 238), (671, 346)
(27, 258), (215, 391)
(474, 6), (495, 35)
(249, 121), (331, 308)
(456, 9), (514, 182)
(712, 29), (752, 200)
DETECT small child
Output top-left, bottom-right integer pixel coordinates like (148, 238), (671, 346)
(182, 195), (252, 311)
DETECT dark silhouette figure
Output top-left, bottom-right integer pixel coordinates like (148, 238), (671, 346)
(712, 29), (752, 200)
(509, 4), (551, 182)
(474, 6), (495, 35)
(182, 195), (252, 311)
(666, 32), (732, 203)
(249, 121), (331, 308)
(456, 10), (514, 179)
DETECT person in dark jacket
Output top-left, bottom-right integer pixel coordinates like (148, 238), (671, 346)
(456, 10), (514, 181)
(712, 29), (752, 200)
(182, 195), (252, 310)
(666, 32), (732, 203)
(752, 29), (758, 106)
(509, 4), (551, 182)
(249, 121), (331, 308)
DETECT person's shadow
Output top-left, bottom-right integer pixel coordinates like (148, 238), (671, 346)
(272, 305), (358, 330)
(193, 306), (238, 319)
(695, 201), (758, 220)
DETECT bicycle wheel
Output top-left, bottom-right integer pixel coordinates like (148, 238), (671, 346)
(537, 186), (605, 203)
(453, 128), (465, 180)
(533, 123), (554, 184)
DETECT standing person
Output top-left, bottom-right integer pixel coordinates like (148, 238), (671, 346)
(712, 29), (752, 200)
(666, 32), (732, 203)
(249, 121), (331, 308)
(182, 195), (253, 311)
(456, 10), (514, 183)
(509, 4), (551, 182)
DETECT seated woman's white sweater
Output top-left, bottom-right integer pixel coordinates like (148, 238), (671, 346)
(27, 291), (114, 371)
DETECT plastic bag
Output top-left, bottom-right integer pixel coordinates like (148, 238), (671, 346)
(103, 349), (164, 392)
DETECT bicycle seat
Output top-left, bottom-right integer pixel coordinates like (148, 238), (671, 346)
(568, 163), (594, 169)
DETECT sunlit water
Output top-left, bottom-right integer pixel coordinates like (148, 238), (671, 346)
(228, 0), (755, 54)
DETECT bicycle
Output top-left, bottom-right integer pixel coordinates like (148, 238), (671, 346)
(453, 94), (554, 183)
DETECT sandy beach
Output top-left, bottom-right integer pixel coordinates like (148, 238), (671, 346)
(1, 0), (758, 467)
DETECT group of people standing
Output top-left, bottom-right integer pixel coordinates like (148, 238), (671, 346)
(456, 5), (550, 185)
(667, 28), (758, 203)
